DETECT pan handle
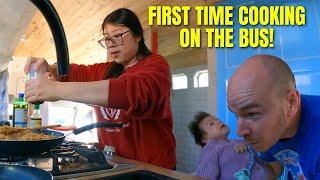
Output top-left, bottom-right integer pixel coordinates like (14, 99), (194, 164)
(72, 122), (125, 135)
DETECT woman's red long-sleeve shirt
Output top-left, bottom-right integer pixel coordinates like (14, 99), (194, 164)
(60, 54), (176, 169)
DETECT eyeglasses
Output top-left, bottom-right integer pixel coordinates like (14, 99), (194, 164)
(98, 30), (130, 49)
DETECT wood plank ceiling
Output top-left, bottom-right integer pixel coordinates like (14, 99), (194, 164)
(13, 0), (220, 65)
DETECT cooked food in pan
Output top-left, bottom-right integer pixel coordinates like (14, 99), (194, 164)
(0, 126), (54, 141)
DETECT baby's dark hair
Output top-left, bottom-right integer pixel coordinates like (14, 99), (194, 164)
(188, 111), (211, 147)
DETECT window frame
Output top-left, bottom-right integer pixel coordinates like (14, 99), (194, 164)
(172, 73), (188, 90)
(194, 70), (209, 88)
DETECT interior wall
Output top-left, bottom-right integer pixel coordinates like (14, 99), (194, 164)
(171, 65), (208, 173)
(167, 46), (218, 173)
(166, 48), (207, 70)
(8, 57), (28, 97)
(207, 48), (217, 115)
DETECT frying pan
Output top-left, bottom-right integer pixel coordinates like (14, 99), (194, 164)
(0, 130), (64, 156)
(0, 122), (125, 157)
(0, 165), (52, 180)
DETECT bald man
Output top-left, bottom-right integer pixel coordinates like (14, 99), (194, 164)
(227, 54), (320, 179)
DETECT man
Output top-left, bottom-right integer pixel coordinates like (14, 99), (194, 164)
(227, 54), (320, 179)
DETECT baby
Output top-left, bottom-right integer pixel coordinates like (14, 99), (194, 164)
(188, 111), (274, 180)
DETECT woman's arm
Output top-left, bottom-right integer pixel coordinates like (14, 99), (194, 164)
(25, 77), (109, 106)
(24, 57), (110, 82)
(25, 55), (170, 114)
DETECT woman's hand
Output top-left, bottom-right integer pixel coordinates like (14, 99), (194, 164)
(24, 57), (50, 75)
(25, 76), (60, 103)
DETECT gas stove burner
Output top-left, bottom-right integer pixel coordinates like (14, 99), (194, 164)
(60, 142), (72, 147)
(0, 141), (112, 177)
(0, 155), (28, 163)
(64, 141), (97, 151)
(66, 141), (82, 146)
(27, 158), (53, 172)
(51, 147), (74, 154)
(57, 150), (76, 157)
(51, 147), (76, 158)
(58, 153), (79, 164)
(67, 141), (90, 147)
(77, 145), (96, 151)
(0, 161), (26, 166)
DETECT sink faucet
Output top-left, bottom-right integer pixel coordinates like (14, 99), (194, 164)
(29, 0), (69, 76)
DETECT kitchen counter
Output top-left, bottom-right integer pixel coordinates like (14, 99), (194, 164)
(65, 155), (203, 180)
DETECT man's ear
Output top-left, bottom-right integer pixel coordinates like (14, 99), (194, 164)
(285, 89), (301, 120)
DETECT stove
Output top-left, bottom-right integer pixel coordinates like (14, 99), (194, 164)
(0, 141), (134, 179)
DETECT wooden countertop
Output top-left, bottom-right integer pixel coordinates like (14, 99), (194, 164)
(70, 156), (203, 180)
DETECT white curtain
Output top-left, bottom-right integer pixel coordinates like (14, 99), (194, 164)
(0, 69), (8, 121)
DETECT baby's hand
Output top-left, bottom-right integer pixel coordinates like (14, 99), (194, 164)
(235, 143), (247, 154)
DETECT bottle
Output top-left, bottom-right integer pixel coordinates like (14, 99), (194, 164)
(28, 63), (44, 105)
(30, 104), (42, 128)
(12, 93), (28, 127)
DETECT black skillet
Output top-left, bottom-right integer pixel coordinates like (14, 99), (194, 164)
(0, 122), (125, 157)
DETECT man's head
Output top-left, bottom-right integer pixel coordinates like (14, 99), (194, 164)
(227, 54), (301, 152)
(188, 112), (229, 147)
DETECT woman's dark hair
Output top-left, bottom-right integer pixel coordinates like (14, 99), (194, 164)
(102, 8), (151, 79)
(188, 111), (211, 147)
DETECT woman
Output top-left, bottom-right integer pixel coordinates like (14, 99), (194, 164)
(24, 8), (176, 169)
